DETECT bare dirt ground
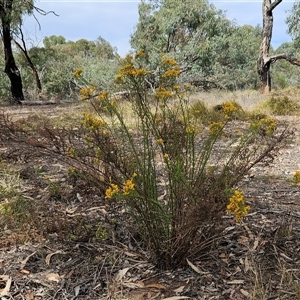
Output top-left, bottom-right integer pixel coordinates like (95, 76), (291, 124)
(1, 103), (300, 300)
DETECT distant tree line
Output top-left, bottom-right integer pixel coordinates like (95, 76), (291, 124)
(1, 0), (300, 103)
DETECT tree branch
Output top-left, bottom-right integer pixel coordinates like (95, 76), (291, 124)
(270, 0), (282, 12)
(265, 53), (300, 66)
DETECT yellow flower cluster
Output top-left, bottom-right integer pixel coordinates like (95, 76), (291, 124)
(209, 122), (223, 136)
(116, 54), (149, 82)
(155, 87), (172, 100)
(74, 68), (83, 78)
(105, 183), (119, 199)
(251, 118), (277, 136)
(123, 179), (135, 195)
(222, 101), (238, 118)
(293, 170), (300, 186)
(227, 190), (250, 222)
(186, 126), (195, 134)
(156, 138), (164, 145)
(162, 58), (177, 66)
(130, 68), (149, 76)
(162, 68), (180, 78)
(83, 113), (107, 130)
(80, 86), (96, 99)
(66, 146), (75, 158)
(105, 173), (137, 199)
(98, 91), (109, 101)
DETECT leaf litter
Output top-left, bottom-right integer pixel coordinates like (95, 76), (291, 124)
(0, 107), (300, 299)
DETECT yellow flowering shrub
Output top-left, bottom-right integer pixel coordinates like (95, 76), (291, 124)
(66, 49), (291, 269)
(83, 113), (107, 130)
(227, 190), (250, 222)
(293, 171), (300, 186)
(250, 117), (277, 136)
(222, 101), (238, 119)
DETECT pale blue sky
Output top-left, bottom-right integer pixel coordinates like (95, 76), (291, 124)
(23, 0), (295, 56)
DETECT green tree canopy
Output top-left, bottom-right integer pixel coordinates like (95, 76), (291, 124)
(286, 1), (300, 47)
(130, 0), (261, 90)
(15, 35), (119, 98)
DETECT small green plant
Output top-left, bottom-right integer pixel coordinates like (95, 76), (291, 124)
(250, 268), (268, 300)
(48, 182), (62, 200)
(266, 95), (299, 115)
(190, 100), (246, 125)
(0, 163), (20, 201)
(95, 222), (108, 240)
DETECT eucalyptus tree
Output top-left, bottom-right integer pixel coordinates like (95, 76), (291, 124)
(0, 0), (34, 102)
(0, 0), (54, 102)
(130, 0), (260, 90)
(286, 1), (300, 47)
(257, 0), (300, 93)
(16, 35), (118, 98)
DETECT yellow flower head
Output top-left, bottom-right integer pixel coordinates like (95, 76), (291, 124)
(83, 113), (107, 130)
(186, 126), (195, 134)
(222, 101), (238, 118)
(130, 68), (149, 76)
(156, 138), (164, 145)
(105, 183), (119, 199)
(123, 179), (135, 195)
(293, 170), (300, 186)
(250, 118), (277, 136)
(227, 190), (250, 222)
(80, 86), (96, 99)
(209, 122), (223, 136)
(66, 146), (75, 158)
(162, 58), (178, 66)
(155, 87), (172, 100)
(162, 68), (180, 78)
(184, 84), (192, 90)
(74, 68), (83, 78)
(98, 91), (109, 101)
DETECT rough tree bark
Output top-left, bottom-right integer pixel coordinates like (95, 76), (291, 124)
(258, 0), (300, 93)
(0, 0), (24, 103)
